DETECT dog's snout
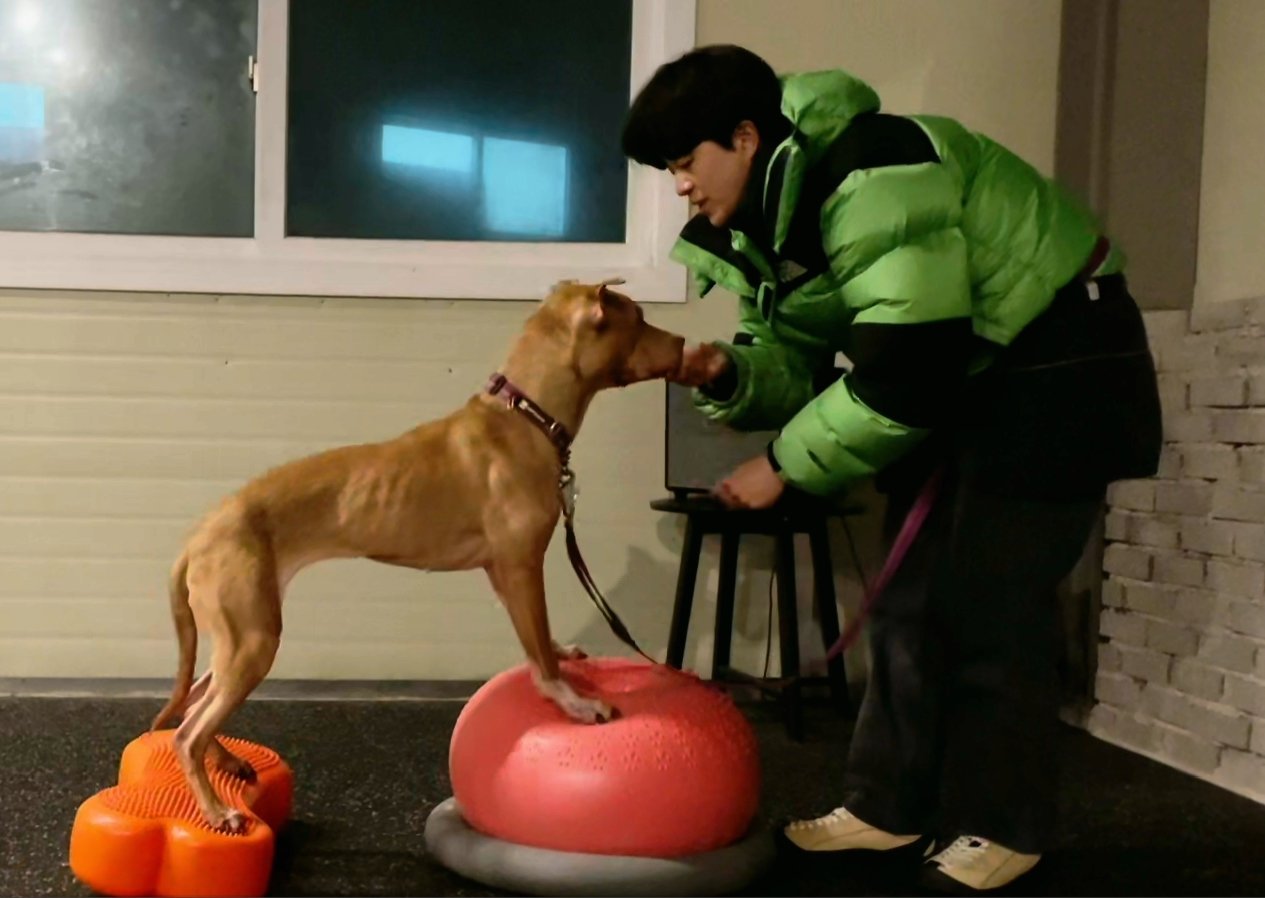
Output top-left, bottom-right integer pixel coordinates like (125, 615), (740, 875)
(660, 330), (686, 366)
(628, 328), (686, 382)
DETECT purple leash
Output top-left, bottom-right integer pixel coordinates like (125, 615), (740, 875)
(825, 464), (945, 661)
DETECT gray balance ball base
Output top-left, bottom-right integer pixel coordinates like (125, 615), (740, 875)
(424, 797), (775, 897)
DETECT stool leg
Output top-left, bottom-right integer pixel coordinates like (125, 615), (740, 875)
(774, 530), (803, 741)
(711, 531), (740, 680)
(809, 519), (851, 716)
(666, 517), (703, 669)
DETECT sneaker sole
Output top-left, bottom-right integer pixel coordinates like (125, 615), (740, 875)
(776, 828), (933, 862)
(917, 858), (1040, 895)
(919, 864), (983, 895)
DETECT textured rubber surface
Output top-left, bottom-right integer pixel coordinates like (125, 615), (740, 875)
(68, 730), (292, 897)
(425, 797), (775, 897)
(450, 658), (761, 857)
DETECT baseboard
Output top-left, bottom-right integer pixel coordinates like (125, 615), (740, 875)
(1089, 723), (1265, 808)
(1, 675), (849, 705)
(0, 677), (485, 701)
(1059, 698), (1095, 730)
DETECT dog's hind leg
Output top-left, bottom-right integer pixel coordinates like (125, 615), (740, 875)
(172, 670), (257, 781)
(184, 670), (212, 711)
(208, 734), (258, 782)
(176, 629), (279, 832)
(186, 672), (256, 778)
(175, 553), (281, 832)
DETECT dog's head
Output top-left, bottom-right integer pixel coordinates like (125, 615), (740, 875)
(537, 278), (685, 388)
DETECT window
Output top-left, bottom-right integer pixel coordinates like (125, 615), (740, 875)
(287, 0), (630, 246)
(0, 0), (256, 237)
(0, 0), (695, 301)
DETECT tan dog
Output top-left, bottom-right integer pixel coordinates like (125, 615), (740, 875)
(149, 279), (685, 833)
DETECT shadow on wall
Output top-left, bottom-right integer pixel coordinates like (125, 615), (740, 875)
(569, 482), (891, 692)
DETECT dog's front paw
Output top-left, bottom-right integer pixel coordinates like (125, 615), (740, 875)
(553, 641), (588, 661)
(536, 675), (616, 724)
(564, 694), (616, 724)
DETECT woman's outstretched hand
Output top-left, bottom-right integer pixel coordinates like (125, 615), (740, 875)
(671, 342), (731, 388)
(715, 453), (785, 510)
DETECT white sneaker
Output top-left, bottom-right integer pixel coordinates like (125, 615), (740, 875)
(782, 805), (922, 852)
(922, 835), (1041, 892)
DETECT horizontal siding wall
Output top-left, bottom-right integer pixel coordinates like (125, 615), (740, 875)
(0, 287), (884, 685)
(0, 290), (676, 680)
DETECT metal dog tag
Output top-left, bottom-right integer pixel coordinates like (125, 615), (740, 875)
(559, 469), (579, 522)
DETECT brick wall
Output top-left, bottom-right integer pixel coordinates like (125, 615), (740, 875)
(1091, 297), (1265, 802)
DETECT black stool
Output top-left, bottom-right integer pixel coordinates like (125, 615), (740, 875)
(651, 493), (863, 740)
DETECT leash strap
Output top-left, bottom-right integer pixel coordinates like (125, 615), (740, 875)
(559, 467), (655, 663)
(1079, 235), (1111, 282)
(825, 464), (945, 661)
(563, 512), (657, 665)
(825, 239), (1102, 659)
(483, 371), (652, 662)
(485, 370), (654, 663)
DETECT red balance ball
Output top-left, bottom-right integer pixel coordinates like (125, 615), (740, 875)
(449, 657), (761, 858)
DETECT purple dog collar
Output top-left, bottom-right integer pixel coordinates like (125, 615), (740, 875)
(485, 373), (574, 460)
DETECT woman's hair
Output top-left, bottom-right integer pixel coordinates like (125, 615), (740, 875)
(621, 44), (788, 169)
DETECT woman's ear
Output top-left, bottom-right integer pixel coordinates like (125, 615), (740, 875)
(732, 120), (760, 160)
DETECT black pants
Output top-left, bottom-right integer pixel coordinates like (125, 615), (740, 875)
(841, 468), (1100, 852)
(841, 274), (1161, 853)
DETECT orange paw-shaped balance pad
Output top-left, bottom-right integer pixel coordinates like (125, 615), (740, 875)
(69, 730), (293, 897)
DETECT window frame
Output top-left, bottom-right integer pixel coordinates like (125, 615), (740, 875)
(0, 0), (696, 302)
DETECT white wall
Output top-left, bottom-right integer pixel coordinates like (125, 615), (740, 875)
(0, 0), (1064, 684)
(1084, 1), (1265, 804)
(701, 0), (1063, 174)
(1196, 0), (1265, 306)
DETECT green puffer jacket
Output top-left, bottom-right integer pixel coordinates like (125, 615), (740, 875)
(673, 69), (1123, 496)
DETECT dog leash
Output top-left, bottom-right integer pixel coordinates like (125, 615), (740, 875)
(558, 469), (657, 665)
(485, 373), (945, 667)
(824, 463), (945, 661)
(486, 373), (656, 664)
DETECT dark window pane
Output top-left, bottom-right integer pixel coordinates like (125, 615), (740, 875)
(0, 0), (257, 237)
(287, 0), (632, 243)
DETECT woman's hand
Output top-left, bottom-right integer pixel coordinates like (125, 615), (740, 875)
(715, 453), (786, 510)
(671, 342), (731, 387)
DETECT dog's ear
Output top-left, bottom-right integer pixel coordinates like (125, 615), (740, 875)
(548, 278), (578, 299)
(566, 283), (608, 332)
(586, 294), (608, 331)
(594, 276), (626, 310)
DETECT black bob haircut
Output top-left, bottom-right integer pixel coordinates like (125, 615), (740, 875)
(621, 44), (789, 170)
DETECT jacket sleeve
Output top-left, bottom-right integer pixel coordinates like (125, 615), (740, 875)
(691, 292), (830, 431)
(771, 162), (975, 496)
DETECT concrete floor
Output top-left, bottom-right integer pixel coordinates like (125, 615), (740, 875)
(4, 695), (1265, 896)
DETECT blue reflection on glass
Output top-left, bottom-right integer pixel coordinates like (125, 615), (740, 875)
(481, 136), (567, 238)
(381, 124), (474, 174)
(0, 83), (44, 129)
(0, 82), (44, 164)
